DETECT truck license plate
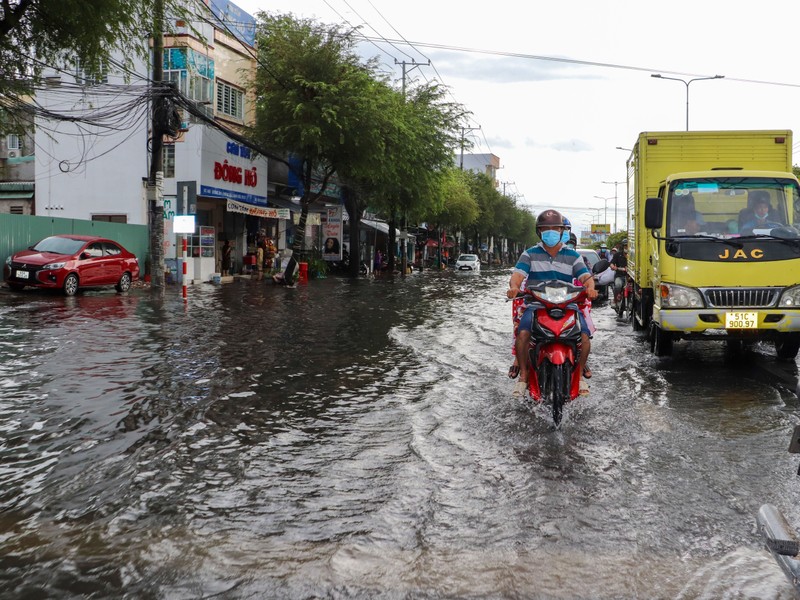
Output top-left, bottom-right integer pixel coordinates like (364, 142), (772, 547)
(15, 270), (29, 279)
(725, 311), (758, 329)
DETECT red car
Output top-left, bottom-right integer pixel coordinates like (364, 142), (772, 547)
(4, 234), (140, 296)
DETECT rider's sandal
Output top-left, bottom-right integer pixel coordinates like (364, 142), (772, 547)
(508, 364), (520, 379)
(512, 380), (527, 397)
(583, 366), (592, 379)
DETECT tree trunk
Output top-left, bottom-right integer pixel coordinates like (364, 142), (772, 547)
(343, 185), (362, 279)
(388, 217), (397, 274)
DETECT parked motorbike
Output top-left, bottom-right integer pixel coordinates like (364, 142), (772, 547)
(615, 270), (633, 321)
(518, 280), (588, 426)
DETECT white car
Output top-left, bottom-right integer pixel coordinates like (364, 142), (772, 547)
(455, 254), (480, 272)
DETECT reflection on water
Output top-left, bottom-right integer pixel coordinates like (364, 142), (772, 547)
(0, 273), (799, 598)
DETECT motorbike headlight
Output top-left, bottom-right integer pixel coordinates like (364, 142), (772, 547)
(42, 262), (66, 270)
(659, 283), (704, 308)
(779, 284), (800, 307)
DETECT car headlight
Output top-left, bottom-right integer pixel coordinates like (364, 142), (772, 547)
(659, 283), (704, 308)
(42, 262), (66, 270)
(4, 256), (10, 265)
(779, 284), (800, 307)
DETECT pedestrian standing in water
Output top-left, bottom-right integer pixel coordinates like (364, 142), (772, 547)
(221, 239), (232, 276)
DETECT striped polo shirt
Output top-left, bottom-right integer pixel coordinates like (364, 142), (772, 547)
(514, 243), (589, 287)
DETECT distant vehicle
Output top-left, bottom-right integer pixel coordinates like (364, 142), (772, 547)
(577, 249), (609, 300)
(455, 254), (480, 272)
(4, 234), (140, 296)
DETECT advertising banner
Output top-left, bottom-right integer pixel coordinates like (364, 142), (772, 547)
(226, 199), (289, 219)
(322, 206), (343, 261)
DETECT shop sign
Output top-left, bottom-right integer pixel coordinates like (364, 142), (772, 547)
(226, 199), (289, 219)
(322, 206), (343, 261)
(200, 128), (268, 206)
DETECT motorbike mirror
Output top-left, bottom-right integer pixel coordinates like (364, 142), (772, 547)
(592, 259), (610, 274)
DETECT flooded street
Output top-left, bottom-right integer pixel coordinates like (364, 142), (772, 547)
(2, 269), (800, 599)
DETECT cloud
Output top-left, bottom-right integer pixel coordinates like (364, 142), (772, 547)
(524, 138), (593, 152)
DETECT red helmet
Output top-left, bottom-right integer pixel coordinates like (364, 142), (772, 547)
(536, 209), (564, 231)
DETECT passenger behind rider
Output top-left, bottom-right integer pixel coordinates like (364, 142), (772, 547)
(610, 239), (628, 308)
(507, 209), (598, 397)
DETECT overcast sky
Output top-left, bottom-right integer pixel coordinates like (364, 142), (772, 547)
(232, 0), (800, 236)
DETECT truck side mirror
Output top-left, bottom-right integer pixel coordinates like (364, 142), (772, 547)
(644, 197), (663, 229)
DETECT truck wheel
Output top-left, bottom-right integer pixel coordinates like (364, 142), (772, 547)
(775, 336), (800, 360)
(631, 297), (643, 332)
(650, 323), (673, 357)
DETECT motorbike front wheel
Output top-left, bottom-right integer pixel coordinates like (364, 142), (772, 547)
(540, 359), (570, 426)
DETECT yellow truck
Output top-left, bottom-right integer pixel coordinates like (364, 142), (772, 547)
(624, 130), (800, 358)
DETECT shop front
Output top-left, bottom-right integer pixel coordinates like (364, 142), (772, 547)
(164, 126), (279, 280)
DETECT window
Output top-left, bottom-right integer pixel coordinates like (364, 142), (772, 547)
(74, 58), (108, 85)
(216, 81), (244, 120)
(10, 206), (24, 215)
(6, 134), (19, 150)
(92, 215), (128, 224)
(163, 144), (175, 178)
(104, 243), (122, 256)
(86, 242), (104, 258)
(164, 48), (214, 103)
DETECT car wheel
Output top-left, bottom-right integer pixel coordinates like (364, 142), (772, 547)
(7, 282), (24, 291)
(116, 272), (132, 293)
(63, 273), (79, 296)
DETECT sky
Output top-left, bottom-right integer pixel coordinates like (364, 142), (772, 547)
(231, 0), (800, 237)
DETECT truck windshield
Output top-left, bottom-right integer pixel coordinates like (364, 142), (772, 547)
(667, 178), (800, 238)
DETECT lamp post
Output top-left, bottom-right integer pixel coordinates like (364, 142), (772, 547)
(593, 195), (613, 228)
(651, 73), (725, 131)
(602, 180), (624, 233)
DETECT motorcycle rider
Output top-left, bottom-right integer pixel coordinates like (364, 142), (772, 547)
(507, 209), (598, 397)
(610, 239), (628, 308)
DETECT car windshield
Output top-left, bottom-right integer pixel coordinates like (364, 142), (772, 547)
(578, 250), (599, 266)
(33, 237), (86, 255)
(458, 255), (477, 262)
(667, 177), (800, 238)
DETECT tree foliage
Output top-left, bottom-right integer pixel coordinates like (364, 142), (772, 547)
(0, 0), (184, 98)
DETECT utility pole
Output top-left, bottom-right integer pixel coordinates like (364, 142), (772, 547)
(459, 126), (480, 170)
(395, 58), (429, 99)
(148, 0), (165, 291)
(395, 59), (429, 277)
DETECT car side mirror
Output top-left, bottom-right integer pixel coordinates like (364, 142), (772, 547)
(81, 251), (92, 260)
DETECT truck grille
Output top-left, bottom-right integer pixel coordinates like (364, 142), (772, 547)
(702, 287), (779, 308)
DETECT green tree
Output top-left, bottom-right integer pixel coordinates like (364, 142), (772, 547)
(0, 0), (185, 106)
(365, 83), (465, 274)
(251, 13), (386, 259)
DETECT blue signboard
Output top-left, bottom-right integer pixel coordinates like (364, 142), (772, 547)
(208, 0), (256, 47)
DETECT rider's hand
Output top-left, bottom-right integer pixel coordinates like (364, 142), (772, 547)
(507, 286), (520, 299)
(587, 288), (599, 300)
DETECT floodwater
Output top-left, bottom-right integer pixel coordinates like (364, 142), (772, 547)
(2, 269), (800, 599)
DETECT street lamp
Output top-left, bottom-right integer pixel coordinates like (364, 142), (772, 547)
(602, 180), (624, 233)
(593, 195), (613, 227)
(651, 73), (725, 131)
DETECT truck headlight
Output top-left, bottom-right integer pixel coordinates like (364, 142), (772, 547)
(659, 283), (704, 308)
(779, 285), (800, 307)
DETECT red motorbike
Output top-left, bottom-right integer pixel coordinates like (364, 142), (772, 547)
(519, 280), (588, 426)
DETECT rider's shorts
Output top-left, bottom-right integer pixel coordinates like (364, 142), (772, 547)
(518, 303), (591, 338)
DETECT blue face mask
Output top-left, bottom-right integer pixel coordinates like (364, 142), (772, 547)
(541, 230), (562, 247)
(561, 230), (570, 245)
